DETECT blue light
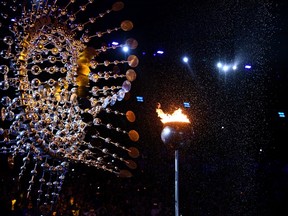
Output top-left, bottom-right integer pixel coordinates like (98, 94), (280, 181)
(182, 56), (189, 63)
(278, 112), (285, 118)
(183, 102), (190, 108)
(122, 46), (129, 52)
(157, 50), (164, 54)
(216, 60), (239, 72)
(223, 65), (229, 72)
(112, 41), (119, 46)
(136, 96), (144, 102)
(245, 65), (252, 69)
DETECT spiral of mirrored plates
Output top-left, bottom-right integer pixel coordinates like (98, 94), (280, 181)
(0, 0), (140, 210)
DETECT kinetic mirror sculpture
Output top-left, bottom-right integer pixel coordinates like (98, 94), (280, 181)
(0, 0), (140, 210)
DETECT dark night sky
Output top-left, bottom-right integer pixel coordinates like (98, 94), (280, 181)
(124, 0), (288, 215)
(0, 0), (288, 215)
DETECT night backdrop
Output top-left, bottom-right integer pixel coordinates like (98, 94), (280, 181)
(0, 0), (288, 215)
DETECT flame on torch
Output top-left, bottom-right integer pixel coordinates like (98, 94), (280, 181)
(156, 103), (190, 124)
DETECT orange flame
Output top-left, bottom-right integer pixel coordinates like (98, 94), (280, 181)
(156, 108), (190, 124)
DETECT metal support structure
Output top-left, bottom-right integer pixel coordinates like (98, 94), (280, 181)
(175, 149), (179, 216)
(160, 121), (192, 216)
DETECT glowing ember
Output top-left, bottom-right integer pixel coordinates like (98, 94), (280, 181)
(156, 106), (190, 124)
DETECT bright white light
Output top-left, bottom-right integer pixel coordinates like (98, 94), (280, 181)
(112, 41), (119, 45)
(122, 46), (129, 52)
(182, 56), (189, 63)
(217, 60), (240, 72)
(223, 65), (229, 72)
(245, 65), (252, 69)
(157, 50), (164, 54)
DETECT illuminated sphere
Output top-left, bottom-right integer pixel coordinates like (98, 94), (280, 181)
(161, 122), (193, 150)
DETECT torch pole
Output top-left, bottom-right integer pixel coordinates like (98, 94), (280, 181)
(175, 149), (179, 216)
(158, 112), (192, 216)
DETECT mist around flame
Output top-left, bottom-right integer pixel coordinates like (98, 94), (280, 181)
(156, 107), (190, 124)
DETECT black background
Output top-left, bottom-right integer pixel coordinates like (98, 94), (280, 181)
(1, 0), (288, 215)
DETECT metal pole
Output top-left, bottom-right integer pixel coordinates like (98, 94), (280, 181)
(175, 149), (179, 216)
